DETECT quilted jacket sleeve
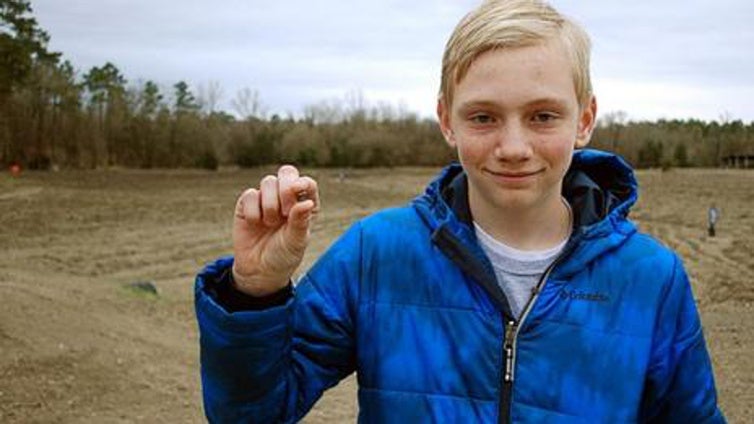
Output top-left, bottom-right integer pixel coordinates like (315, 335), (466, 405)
(195, 223), (362, 423)
(641, 255), (726, 423)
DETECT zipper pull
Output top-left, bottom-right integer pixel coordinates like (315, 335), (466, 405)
(504, 320), (516, 382)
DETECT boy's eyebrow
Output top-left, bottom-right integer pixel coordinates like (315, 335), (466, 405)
(456, 100), (498, 112)
(456, 97), (572, 113)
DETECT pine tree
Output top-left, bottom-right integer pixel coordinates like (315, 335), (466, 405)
(0, 0), (60, 165)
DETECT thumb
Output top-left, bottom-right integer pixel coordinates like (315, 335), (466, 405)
(283, 199), (315, 245)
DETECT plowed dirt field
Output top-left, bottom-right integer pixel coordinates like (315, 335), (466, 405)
(1, 167), (751, 422)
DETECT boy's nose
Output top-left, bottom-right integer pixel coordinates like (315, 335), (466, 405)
(493, 124), (532, 162)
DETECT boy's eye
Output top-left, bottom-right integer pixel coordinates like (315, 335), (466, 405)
(470, 114), (495, 124)
(532, 112), (558, 123)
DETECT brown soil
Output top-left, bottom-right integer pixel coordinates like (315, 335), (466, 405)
(0, 167), (750, 422)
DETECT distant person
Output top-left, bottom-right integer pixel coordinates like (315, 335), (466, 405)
(708, 204), (720, 237)
(195, 1), (725, 422)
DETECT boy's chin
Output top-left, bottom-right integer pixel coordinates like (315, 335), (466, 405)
(495, 192), (542, 210)
(476, 189), (548, 214)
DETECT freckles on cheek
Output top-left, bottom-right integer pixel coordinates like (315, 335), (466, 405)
(455, 142), (475, 159)
(460, 146), (489, 166)
(544, 139), (577, 169)
(550, 137), (576, 154)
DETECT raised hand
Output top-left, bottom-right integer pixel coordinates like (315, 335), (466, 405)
(231, 165), (319, 296)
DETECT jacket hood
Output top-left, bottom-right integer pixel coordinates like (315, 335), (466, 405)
(412, 148), (638, 277)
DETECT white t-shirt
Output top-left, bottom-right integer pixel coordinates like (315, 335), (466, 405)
(474, 222), (567, 319)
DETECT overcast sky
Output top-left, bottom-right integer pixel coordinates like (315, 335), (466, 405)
(33, 0), (754, 122)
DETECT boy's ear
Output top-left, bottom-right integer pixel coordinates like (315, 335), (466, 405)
(575, 96), (598, 148)
(437, 97), (456, 147)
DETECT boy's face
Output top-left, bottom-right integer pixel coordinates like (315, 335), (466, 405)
(438, 39), (596, 216)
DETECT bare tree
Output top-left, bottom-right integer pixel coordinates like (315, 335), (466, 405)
(232, 87), (266, 120)
(198, 80), (224, 115)
(598, 110), (628, 153)
(303, 99), (344, 125)
(344, 88), (366, 119)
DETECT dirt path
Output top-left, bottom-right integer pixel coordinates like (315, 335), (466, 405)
(0, 167), (750, 422)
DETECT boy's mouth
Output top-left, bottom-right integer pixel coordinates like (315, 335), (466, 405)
(484, 168), (543, 180)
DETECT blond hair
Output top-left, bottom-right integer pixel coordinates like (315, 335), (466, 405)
(440, 0), (592, 107)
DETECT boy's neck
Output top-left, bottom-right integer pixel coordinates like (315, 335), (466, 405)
(469, 192), (572, 251)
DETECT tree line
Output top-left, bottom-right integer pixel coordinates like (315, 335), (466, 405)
(2, 0), (752, 171)
(591, 111), (753, 169)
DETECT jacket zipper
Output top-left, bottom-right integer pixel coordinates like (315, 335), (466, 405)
(498, 264), (556, 423)
(498, 237), (580, 423)
(499, 318), (516, 423)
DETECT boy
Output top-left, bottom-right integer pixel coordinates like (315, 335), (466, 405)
(195, 0), (725, 422)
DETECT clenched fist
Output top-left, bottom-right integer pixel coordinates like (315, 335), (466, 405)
(232, 165), (320, 296)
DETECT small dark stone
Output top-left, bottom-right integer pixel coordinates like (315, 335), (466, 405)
(126, 281), (159, 296)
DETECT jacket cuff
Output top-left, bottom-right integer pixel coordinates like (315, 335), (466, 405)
(205, 264), (293, 312)
(195, 256), (294, 344)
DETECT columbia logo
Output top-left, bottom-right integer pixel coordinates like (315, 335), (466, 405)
(559, 289), (609, 302)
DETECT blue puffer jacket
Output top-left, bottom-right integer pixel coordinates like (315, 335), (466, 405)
(195, 149), (725, 423)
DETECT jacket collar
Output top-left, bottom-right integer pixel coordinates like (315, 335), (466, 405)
(412, 149), (638, 311)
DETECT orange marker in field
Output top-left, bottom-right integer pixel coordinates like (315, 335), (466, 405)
(9, 163), (21, 178)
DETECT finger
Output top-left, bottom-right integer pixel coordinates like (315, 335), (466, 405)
(285, 199), (316, 244)
(234, 188), (261, 224)
(292, 176), (320, 213)
(285, 176), (319, 243)
(260, 175), (282, 226)
(277, 164), (300, 217)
